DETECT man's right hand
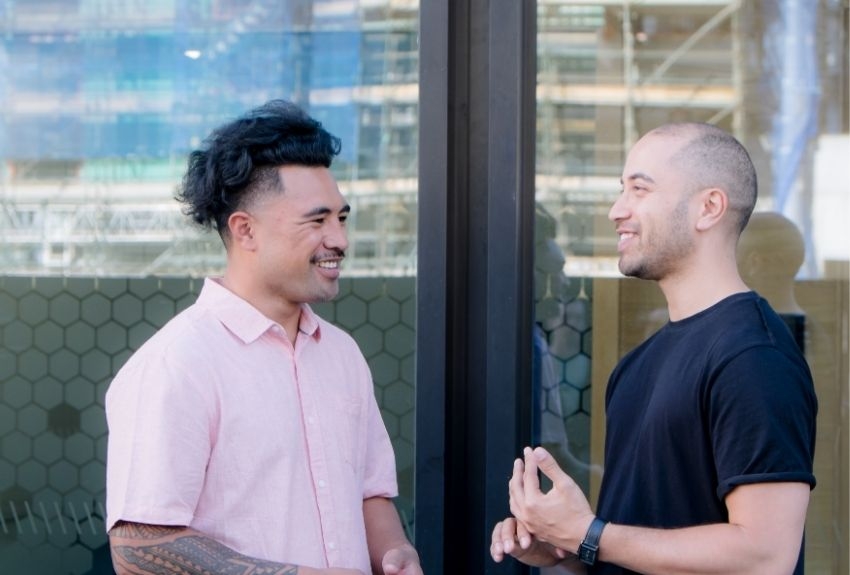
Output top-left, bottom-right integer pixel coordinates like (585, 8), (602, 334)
(490, 516), (566, 567)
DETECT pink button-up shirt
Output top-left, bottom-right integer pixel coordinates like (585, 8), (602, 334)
(106, 278), (398, 573)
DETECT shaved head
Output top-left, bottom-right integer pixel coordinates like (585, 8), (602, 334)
(648, 123), (758, 234)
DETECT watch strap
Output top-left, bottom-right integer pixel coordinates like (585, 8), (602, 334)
(578, 516), (608, 566)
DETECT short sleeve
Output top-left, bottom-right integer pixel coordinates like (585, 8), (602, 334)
(358, 357), (399, 500)
(105, 353), (214, 531)
(709, 346), (817, 500)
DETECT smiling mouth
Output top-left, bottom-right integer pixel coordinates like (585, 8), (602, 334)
(616, 231), (637, 252)
(312, 251), (345, 270)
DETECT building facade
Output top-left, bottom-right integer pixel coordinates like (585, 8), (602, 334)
(0, 1), (847, 574)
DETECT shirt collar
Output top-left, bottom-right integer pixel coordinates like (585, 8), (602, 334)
(198, 278), (322, 343)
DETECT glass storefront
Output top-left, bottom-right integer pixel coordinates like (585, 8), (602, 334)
(0, 2), (418, 573)
(535, 2), (847, 574)
(0, 1), (847, 574)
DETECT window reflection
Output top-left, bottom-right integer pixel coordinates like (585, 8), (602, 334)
(535, 2), (847, 573)
(0, 2), (419, 574)
(1, 1), (419, 278)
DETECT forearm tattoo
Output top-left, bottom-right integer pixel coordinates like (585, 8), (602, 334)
(109, 522), (299, 574)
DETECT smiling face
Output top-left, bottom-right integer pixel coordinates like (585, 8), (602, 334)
(245, 165), (350, 307)
(608, 132), (696, 281)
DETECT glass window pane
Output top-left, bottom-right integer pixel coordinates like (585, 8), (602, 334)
(0, 1), (419, 573)
(536, 2), (847, 574)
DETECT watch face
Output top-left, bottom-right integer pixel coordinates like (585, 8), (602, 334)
(579, 545), (597, 565)
(579, 517), (607, 565)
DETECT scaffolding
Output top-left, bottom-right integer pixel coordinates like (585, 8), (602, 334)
(0, 1), (419, 277)
(535, 0), (742, 271)
(0, 0), (745, 278)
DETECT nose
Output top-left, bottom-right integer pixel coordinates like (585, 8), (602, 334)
(326, 219), (349, 252)
(608, 194), (628, 222)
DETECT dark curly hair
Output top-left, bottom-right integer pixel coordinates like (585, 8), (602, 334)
(176, 99), (342, 241)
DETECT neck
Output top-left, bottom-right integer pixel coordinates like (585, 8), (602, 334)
(220, 270), (302, 344)
(658, 253), (749, 321)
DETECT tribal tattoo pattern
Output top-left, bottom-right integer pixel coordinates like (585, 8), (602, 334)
(109, 522), (299, 575)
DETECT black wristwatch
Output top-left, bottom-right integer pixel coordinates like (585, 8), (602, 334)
(578, 516), (608, 566)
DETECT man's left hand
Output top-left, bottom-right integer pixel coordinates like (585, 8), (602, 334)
(381, 543), (423, 575)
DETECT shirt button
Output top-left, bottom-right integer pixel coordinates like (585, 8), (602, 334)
(328, 542), (336, 550)
(318, 479), (327, 488)
(308, 416), (316, 424)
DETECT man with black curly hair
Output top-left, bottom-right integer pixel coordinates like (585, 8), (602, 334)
(105, 100), (422, 575)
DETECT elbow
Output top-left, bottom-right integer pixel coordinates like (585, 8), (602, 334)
(764, 549), (803, 575)
(108, 545), (129, 575)
(108, 538), (142, 575)
(743, 540), (803, 575)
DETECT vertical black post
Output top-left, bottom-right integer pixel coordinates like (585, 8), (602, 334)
(415, 0), (451, 572)
(417, 1), (537, 573)
(484, 0), (538, 568)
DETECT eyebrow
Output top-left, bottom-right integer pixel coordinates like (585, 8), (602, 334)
(302, 204), (351, 218)
(621, 172), (656, 185)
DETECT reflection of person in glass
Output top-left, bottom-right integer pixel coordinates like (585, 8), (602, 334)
(492, 123), (816, 574)
(737, 211), (807, 353)
(105, 100), (421, 575)
(532, 203), (601, 496)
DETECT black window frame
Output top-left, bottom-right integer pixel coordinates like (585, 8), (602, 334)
(416, 1), (538, 573)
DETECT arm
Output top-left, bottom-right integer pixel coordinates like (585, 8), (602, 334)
(594, 482), (809, 574)
(362, 497), (422, 575)
(109, 521), (365, 575)
(511, 447), (810, 575)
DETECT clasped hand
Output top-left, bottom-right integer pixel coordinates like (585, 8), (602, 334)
(381, 543), (423, 575)
(490, 446), (595, 567)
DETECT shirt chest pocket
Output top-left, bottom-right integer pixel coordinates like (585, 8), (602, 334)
(328, 394), (365, 472)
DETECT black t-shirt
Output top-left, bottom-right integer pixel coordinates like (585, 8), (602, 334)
(591, 292), (817, 575)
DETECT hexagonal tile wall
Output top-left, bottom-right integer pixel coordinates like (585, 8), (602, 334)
(0, 273), (599, 570)
(536, 279), (594, 493)
(0, 277), (206, 575)
(0, 275), (418, 574)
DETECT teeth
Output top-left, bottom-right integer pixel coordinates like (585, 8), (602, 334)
(317, 260), (339, 269)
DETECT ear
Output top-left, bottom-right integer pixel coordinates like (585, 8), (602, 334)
(227, 211), (258, 251)
(694, 188), (727, 232)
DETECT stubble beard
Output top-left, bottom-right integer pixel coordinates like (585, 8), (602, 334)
(308, 273), (340, 303)
(619, 200), (693, 281)
(316, 282), (339, 303)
